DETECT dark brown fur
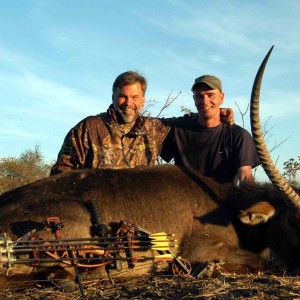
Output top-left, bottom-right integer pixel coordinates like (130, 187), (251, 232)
(0, 165), (299, 287)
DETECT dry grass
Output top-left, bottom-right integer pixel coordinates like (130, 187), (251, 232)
(1, 273), (300, 300)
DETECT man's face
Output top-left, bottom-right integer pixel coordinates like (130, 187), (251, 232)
(113, 82), (145, 125)
(193, 84), (224, 123)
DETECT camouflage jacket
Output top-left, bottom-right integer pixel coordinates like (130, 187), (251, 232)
(50, 106), (171, 175)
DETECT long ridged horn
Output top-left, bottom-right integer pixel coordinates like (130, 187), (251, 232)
(250, 45), (300, 207)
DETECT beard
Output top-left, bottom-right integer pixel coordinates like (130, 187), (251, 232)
(115, 105), (142, 125)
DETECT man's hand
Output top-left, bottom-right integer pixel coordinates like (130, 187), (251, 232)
(220, 108), (234, 125)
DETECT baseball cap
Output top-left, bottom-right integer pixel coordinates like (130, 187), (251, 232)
(191, 75), (222, 91)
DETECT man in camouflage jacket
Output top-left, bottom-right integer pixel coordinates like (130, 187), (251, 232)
(50, 71), (172, 175)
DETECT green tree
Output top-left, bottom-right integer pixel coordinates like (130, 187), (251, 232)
(0, 145), (51, 195)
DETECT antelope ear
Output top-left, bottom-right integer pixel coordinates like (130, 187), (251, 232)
(238, 201), (275, 225)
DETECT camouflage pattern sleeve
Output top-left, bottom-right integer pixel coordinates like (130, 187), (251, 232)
(159, 114), (195, 127)
(50, 120), (89, 175)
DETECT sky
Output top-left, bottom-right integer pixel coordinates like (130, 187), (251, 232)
(0, 0), (299, 182)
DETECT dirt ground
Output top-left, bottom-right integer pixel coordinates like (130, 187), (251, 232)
(1, 273), (300, 300)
